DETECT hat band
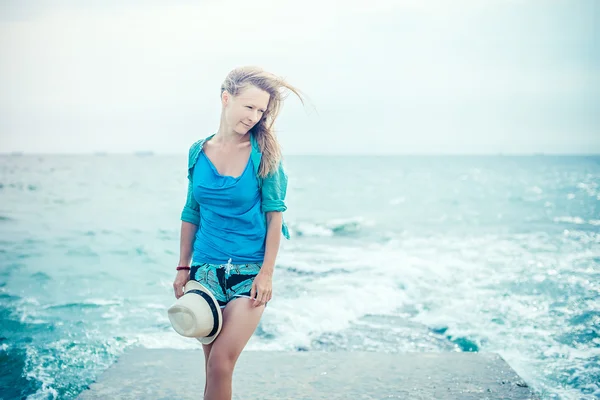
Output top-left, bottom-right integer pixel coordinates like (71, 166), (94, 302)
(187, 289), (219, 337)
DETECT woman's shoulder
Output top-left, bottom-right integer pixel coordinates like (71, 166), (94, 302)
(187, 134), (215, 169)
(188, 138), (204, 154)
(187, 140), (203, 170)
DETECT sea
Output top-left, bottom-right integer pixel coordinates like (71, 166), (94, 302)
(0, 153), (598, 400)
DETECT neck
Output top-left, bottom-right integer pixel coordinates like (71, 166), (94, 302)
(214, 125), (249, 146)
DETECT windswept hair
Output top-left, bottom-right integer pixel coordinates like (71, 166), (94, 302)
(220, 66), (306, 177)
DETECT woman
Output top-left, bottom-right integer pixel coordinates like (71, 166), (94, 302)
(172, 66), (304, 400)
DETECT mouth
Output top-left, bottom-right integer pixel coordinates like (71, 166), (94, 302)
(242, 123), (252, 128)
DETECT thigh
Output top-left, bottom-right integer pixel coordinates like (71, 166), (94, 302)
(208, 297), (265, 364)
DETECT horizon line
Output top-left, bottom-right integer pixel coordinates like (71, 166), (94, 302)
(2, 151), (600, 157)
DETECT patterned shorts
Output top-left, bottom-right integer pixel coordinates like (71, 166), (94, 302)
(189, 260), (266, 309)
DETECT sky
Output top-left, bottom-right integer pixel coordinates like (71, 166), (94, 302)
(0, 0), (598, 155)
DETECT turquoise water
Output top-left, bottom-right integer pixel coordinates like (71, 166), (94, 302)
(1, 154), (598, 399)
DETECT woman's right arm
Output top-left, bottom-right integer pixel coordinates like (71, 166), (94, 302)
(174, 155), (201, 298)
(173, 220), (199, 299)
(178, 221), (199, 268)
(179, 161), (201, 265)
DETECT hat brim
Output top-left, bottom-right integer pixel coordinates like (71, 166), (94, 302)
(183, 280), (223, 344)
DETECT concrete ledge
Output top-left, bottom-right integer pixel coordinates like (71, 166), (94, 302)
(78, 347), (539, 399)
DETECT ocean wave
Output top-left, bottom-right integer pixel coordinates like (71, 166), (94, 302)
(30, 272), (51, 282)
(44, 299), (122, 310)
(389, 196), (406, 205)
(23, 337), (132, 400)
(281, 265), (351, 277)
(0, 182), (38, 191)
(576, 182), (598, 197)
(291, 217), (371, 237)
(247, 245), (414, 351)
(554, 216), (599, 226)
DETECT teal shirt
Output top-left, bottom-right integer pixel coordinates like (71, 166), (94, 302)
(180, 133), (291, 240)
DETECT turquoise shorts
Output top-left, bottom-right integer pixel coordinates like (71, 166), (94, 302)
(189, 261), (267, 308)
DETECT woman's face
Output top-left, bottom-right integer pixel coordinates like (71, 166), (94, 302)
(223, 85), (270, 135)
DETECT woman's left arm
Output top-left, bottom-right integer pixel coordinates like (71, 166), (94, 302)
(251, 160), (288, 307)
(251, 211), (282, 307)
(262, 211), (283, 275)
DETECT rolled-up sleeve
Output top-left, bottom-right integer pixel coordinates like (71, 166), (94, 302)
(181, 177), (200, 225)
(180, 142), (201, 226)
(261, 161), (288, 213)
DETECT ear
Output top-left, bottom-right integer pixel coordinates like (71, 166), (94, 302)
(221, 90), (231, 107)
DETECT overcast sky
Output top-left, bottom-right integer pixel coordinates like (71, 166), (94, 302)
(0, 0), (598, 154)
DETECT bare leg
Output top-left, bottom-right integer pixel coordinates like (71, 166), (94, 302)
(202, 341), (214, 398)
(204, 297), (265, 400)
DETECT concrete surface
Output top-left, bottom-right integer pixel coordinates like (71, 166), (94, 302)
(77, 347), (540, 399)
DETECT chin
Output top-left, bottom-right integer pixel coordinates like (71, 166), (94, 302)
(237, 125), (251, 134)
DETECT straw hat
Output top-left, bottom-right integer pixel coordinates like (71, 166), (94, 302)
(167, 280), (223, 344)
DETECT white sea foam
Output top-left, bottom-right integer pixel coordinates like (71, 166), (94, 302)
(83, 298), (123, 306)
(554, 216), (598, 226)
(292, 222), (333, 237)
(389, 196), (405, 205)
(576, 182), (598, 197)
(291, 216), (372, 237)
(529, 186), (543, 194)
(24, 346), (59, 400)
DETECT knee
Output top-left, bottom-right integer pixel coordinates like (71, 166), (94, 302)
(206, 349), (235, 378)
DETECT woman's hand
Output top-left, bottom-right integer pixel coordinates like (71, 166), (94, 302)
(173, 269), (190, 299)
(250, 271), (272, 307)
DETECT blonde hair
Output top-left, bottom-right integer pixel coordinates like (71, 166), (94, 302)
(220, 66), (305, 177)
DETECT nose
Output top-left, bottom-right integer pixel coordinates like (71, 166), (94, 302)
(248, 110), (260, 124)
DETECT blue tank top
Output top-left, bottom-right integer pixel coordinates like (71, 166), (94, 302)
(191, 150), (267, 264)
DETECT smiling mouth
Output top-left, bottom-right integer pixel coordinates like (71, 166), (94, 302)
(242, 123), (251, 128)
